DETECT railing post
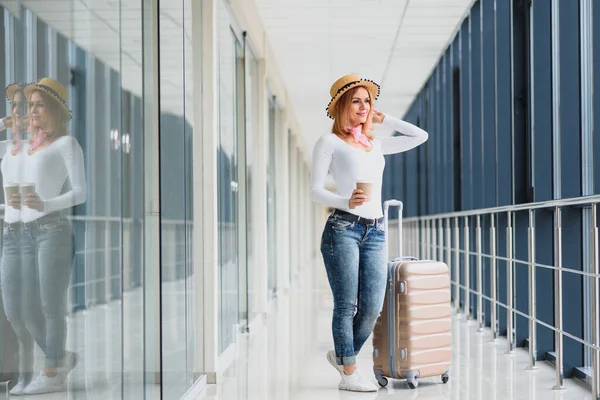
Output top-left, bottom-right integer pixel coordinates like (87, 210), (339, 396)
(431, 219), (437, 260)
(592, 203), (600, 399)
(454, 216), (460, 312)
(476, 214), (483, 332)
(414, 221), (418, 258)
(446, 217), (452, 303)
(491, 214), (497, 340)
(507, 211), (515, 353)
(527, 209), (537, 370)
(421, 219), (427, 260)
(464, 216), (470, 320)
(428, 219), (433, 260)
(553, 207), (565, 390)
(439, 219), (444, 262)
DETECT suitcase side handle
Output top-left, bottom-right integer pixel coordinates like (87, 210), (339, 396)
(384, 199), (403, 259)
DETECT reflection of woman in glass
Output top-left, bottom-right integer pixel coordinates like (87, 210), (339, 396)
(14, 77), (85, 395)
(0, 83), (31, 394)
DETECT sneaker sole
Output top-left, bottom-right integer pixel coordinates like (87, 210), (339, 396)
(338, 383), (378, 392)
(24, 387), (65, 395)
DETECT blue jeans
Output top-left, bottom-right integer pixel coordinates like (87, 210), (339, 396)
(0, 223), (38, 376)
(320, 213), (387, 366)
(2, 214), (74, 369)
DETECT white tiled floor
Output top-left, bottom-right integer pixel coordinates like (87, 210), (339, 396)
(199, 289), (593, 400)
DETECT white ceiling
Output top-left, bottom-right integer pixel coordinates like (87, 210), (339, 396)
(1, 0), (191, 117)
(255, 0), (474, 151)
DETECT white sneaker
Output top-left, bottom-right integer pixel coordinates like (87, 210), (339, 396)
(338, 368), (378, 392)
(326, 351), (343, 376)
(23, 371), (65, 395)
(9, 378), (30, 396)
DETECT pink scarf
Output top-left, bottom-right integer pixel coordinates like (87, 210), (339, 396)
(29, 130), (48, 151)
(349, 125), (371, 148)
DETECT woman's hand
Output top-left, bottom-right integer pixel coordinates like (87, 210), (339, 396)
(24, 192), (45, 212)
(372, 109), (385, 124)
(348, 189), (367, 209)
(8, 193), (21, 209)
(2, 116), (12, 126)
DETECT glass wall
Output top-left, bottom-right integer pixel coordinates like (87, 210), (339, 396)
(217, 1), (242, 353)
(0, 1), (199, 398)
(266, 96), (277, 299)
(158, 0), (197, 397)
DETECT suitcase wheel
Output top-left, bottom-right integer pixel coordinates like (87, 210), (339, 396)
(442, 373), (449, 384)
(374, 370), (388, 387)
(376, 376), (388, 387)
(408, 380), (418, 389)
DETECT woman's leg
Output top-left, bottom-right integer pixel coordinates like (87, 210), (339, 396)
(34, 220), (74, 370)
(321, 218), (362, 367)
(0, 226), (39, 380)
(353, 223), (387, 354)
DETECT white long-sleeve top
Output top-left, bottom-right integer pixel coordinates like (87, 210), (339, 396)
(309, 114), (428, 219)
(0, 141), (25, 224)
(21, 135), (86, 223)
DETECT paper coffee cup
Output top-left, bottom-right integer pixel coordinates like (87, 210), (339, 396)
(356, 180), (373, 202)
(4, 182), (19, 201)
(21, 183), (35, 198)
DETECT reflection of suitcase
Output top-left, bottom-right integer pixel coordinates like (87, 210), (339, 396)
(0, 288), (19, 389)
(372, 200), (451, 389)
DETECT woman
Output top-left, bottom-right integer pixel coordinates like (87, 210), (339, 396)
(0, 83), (31, 394)
(9, 77), (85, 395)
(310, 74), (428, 392)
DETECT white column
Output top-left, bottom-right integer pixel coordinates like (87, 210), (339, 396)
(254, 58), (269, 314)
(276, 112), (291, 292)
(198, 0), (219, 383)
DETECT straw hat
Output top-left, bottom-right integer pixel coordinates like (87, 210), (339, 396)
(24, 77), (71, 121)
(326, 74), (380, 119)
(5, 83), (24, 102)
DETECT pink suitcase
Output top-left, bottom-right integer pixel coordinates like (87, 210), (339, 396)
(372, 200), (451, 389)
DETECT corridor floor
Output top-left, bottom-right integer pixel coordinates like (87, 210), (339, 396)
(199, 289), (592, 400)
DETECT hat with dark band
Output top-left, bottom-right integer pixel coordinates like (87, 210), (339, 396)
(326, 74), (380, 119)
(24, 77), (72, 121)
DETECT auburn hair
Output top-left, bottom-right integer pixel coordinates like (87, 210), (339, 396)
(331, 86), (374, 140)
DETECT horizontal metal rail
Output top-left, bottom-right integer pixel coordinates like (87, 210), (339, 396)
(399, 194), (600, 394)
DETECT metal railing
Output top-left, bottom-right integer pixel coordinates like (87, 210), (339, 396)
(397, 194), (600, 397)
(0, 212), (194, 312)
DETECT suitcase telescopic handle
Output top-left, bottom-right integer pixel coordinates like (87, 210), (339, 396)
(383, 199), (403, 260)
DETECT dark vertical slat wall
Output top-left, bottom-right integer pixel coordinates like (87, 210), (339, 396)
(558, 0), (583, 373)
(531, 0), (555, 363)
(382, 0), (593, 377)
(481, 0), (496, 328)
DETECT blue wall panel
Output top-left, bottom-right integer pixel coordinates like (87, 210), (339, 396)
(596, 0), (600, 194)
(468, 2), (482, 316)
(460, 21), (472, 212)
(494, 0), (512, 337)
(511, 0), (531, 349)
(558, 0), (583, 375)
(531, 0), (555, 360)
(481, 0), (496, 326)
